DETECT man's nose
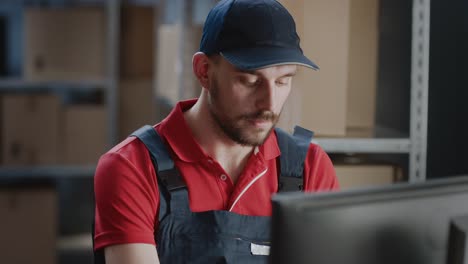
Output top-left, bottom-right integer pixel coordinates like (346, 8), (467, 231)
(255, 81), (275, 111)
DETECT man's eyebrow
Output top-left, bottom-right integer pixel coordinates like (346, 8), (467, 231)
(234, 68), (257, 75)
(282, 71), (297, 77)
(233, 69), (298, 77)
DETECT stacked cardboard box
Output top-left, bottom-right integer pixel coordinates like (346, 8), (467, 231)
(331, 153), (404, 190)
(1, 94), (60, 165)
(156, 24), (183, 104)
(10, 6), (160, 164)
(120, 5), (155, 79)
(119, 6), (158, 138)
(181, 25), (203, 100)
(0, 186), (57, 264)
(119, 80), (156, 140)
(61, 105), (107, 165)
(23, 7), (106, 81)
(156, 24), (203, 105)
(335, 163), (403, 190)
(278, 0), (379, 137)
(0, 94), (108, 166)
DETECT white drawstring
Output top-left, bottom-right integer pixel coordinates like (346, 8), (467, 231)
(228, 168), (268, 212)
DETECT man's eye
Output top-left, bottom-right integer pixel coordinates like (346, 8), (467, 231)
(247, 80), (259, 86)
(240, 76), (259, 86)
(276, 78), (290, 86)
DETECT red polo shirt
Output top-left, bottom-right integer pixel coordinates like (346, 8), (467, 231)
(93, 99), (339, 251)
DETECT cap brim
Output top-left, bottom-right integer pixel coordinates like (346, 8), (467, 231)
(220, 47), (319, 71)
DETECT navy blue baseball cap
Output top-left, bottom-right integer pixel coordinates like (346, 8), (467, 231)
(199, 0), (319, 71)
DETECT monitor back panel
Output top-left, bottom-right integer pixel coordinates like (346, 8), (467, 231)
(270, 176), (468, 264)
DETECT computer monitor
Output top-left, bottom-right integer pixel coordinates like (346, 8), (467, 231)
(270, 176), (468, 264)
(447, 214), (468, 264)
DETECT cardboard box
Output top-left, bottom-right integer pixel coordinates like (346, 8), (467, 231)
(156, 24), (180, 104)
(0, 186), (57, 264)
(62, 105), (107, 165)
(346, 0), (379, 130)
(119, 79), (156, 140)
(335, 163), (402, 190)
(278, 0), (379, 136)
(24, 7), (105, 81)
(120, 6), (155, 79)
(181, 25), (203, 100)
(1, 94), (60, 165)
(155, 24), (202, 104)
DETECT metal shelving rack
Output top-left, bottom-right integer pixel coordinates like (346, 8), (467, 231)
(0, 0), (431, 182)
(0, 0), (120, 178)
(0, 1), (433, 262)
(0, 78), (108, 91)
(409, 0), (430, 182)
(105, 0), (121, 148)
(313, 0), (431, 183)
(312, 138), (412, 154)
(162, 0), (431, 183)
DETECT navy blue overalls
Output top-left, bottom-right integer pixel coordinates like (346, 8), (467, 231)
(93, 125), (314, 264)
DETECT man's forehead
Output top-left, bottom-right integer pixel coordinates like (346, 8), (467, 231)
(233, 64), (298, 77)
(216, 56), (297, 75)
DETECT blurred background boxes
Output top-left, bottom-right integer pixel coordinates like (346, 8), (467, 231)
(1, 5), (162, 165)
(119, 79), (155, 140)
(331, 153), (404, 189)
(0, 95), (109, 166)
(119, 5), (157, 139)
(23, 7), (105, 81)
(1, 94), (60, 165)
(156, 24), (181, 104)
(279, 0), (379, 137)
(180, 25), (203, 100)
(0, 185), (57, 264)
(61, 105), (107, 165)
(335, 163), (403, 190)
(120, 5), (155, 79)
(156, 24), (202, 104)
(0, 0), (462, 262)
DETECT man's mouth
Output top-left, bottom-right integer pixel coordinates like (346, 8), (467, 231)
(244, 112), (277, 128)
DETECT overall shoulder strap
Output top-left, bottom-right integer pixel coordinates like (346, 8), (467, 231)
(93, 125), (186, 263)
(131, 125), (186, 191)
(275, 126), (314, 192)
(131, 125), (186, 220)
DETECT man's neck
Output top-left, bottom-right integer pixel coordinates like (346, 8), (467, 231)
(184, 97), (254, 184)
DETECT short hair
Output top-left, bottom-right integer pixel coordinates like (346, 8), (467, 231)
(207, 53), (221, 65)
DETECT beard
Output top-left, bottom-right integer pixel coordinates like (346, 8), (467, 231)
(207, 76), (280, 146)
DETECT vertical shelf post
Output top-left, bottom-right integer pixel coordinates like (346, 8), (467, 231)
(106, 0), (120, 146)
(410, 0), (430, 182)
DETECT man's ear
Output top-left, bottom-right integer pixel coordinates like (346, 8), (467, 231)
(192, 52), (211, 89)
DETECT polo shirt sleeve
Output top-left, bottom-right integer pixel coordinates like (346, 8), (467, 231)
(93, 148), (160, 251)
(303, 144), (340, 192)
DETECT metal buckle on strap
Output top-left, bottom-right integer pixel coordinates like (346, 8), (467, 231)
(158, 169), (187, 191)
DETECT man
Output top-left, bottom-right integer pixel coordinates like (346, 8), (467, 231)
(93, 0), (339, 263)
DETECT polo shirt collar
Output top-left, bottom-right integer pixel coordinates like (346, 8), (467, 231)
(159, 99), (280, 162)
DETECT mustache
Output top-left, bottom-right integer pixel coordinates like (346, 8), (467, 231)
(242, 111), (278, 121)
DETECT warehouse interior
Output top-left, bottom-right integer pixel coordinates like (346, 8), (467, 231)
(0, 0), (467, 263)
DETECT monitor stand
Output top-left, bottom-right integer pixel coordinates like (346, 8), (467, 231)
(447, 214), (468, 264)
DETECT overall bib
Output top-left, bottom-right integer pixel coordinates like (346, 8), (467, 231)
(93, 125), (313, 264)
